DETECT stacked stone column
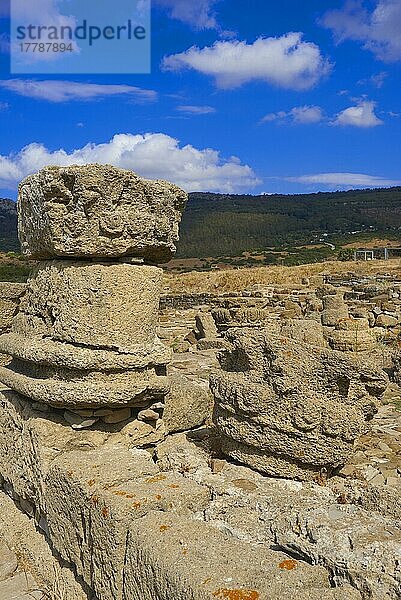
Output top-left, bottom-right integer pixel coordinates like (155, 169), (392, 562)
(0, 164), (187, 424)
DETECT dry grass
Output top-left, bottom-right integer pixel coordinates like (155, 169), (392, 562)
(164, 259), (401, 294)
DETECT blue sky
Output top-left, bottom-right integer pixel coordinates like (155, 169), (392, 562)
(0, 0), (401, 198)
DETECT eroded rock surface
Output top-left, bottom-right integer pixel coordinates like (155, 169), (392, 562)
(18, 164), (188, 263)
(0, 166), (188, 416)
(211, 328), (388, 480)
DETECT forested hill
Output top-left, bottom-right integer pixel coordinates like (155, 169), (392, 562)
(0, 187), (401, 258)
(177, 187), (401, 257)
(0, 199), (18, 252)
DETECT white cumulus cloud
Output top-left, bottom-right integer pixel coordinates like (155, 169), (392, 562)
(334, 100), (383, 127)
(0, 133), (260, 193)
(163, 33), (331, 90)
(0, 80), (157, 103)
(322, 0), (401, 61)
(287, 172), (401, 189)
(154, 0), (218, 29)
(262, 105), (323, 124)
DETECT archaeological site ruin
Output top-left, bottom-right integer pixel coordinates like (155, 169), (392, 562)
(0, 164), (400, 600)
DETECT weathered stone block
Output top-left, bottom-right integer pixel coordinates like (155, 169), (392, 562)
(163, 374), (213, 433)
(281, 319), (326, 347)
(321, 308), (349, 327)
(195, 312), (218, 339)
(211, 329), (388, 480)
(13, 261), (162, 351)
(18, 164), (187, 263)
(329, 330), (375, 352)
(124, 511), (340, 600)
(0, 261), (172, 407)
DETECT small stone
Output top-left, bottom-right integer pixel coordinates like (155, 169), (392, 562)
(378, 441), (392, 452)
(184, 331), (198, 345)
(137, 409), (160, 422)
(338, 465), (356, 478)
(64, 410), (99, 430)
(232, 478), (258, 492)
(370, 473), (386, 486)
(351, 451), (369, 464)
(94, 408), (115, 417)
(378, 467), (398, 478)
(150, 402), (165, 411)
(210, 459), (226, 474)
(362, 465), (380, 481)
(70, 409), (95, 417)
(102, 408), (131, 424)
(376, 314), (399, 327)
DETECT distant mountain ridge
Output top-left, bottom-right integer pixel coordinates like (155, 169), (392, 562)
(1, 187), (401, 257)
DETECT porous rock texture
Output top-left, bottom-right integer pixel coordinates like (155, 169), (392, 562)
(0, 282), (26, 334)
(210, 328), (388, 480)
(0, 165), (189, 414)
(0, 262), (170, 408)
(0, 387), (376, 600)
(18, 164), (188, 263)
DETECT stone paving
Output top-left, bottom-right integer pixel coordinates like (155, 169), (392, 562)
(341, 386), (401, 487)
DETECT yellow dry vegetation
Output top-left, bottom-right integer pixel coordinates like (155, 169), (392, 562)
(164, 260), (401, 294)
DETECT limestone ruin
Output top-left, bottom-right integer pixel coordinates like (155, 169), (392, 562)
(0, 166), (400, 600)
(0, 164), (187, 427)
(210, 329), (388, 480)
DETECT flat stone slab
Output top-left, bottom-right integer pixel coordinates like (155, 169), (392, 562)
(18, 164), (187, 263)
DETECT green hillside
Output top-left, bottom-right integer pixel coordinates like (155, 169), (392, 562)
(0, 187), (400, 263)
(0, 198), (19, 252)
(177, 187), (401, 258)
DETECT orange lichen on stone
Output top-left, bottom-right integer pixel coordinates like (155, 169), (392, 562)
(278, 559), (298, 571)
(90, 494), (99, 506)
(146, 474), (167, 483)
(113, 490), (128, 497)
(101, 506), (110, 518)
(159, 525), (171, 532)
(132, 501), (142, 510)
(87, 479), (96, 487)
(212, 589), (260, 600)
(168, 484), (180, 489)
(155, 494), (162, 500)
